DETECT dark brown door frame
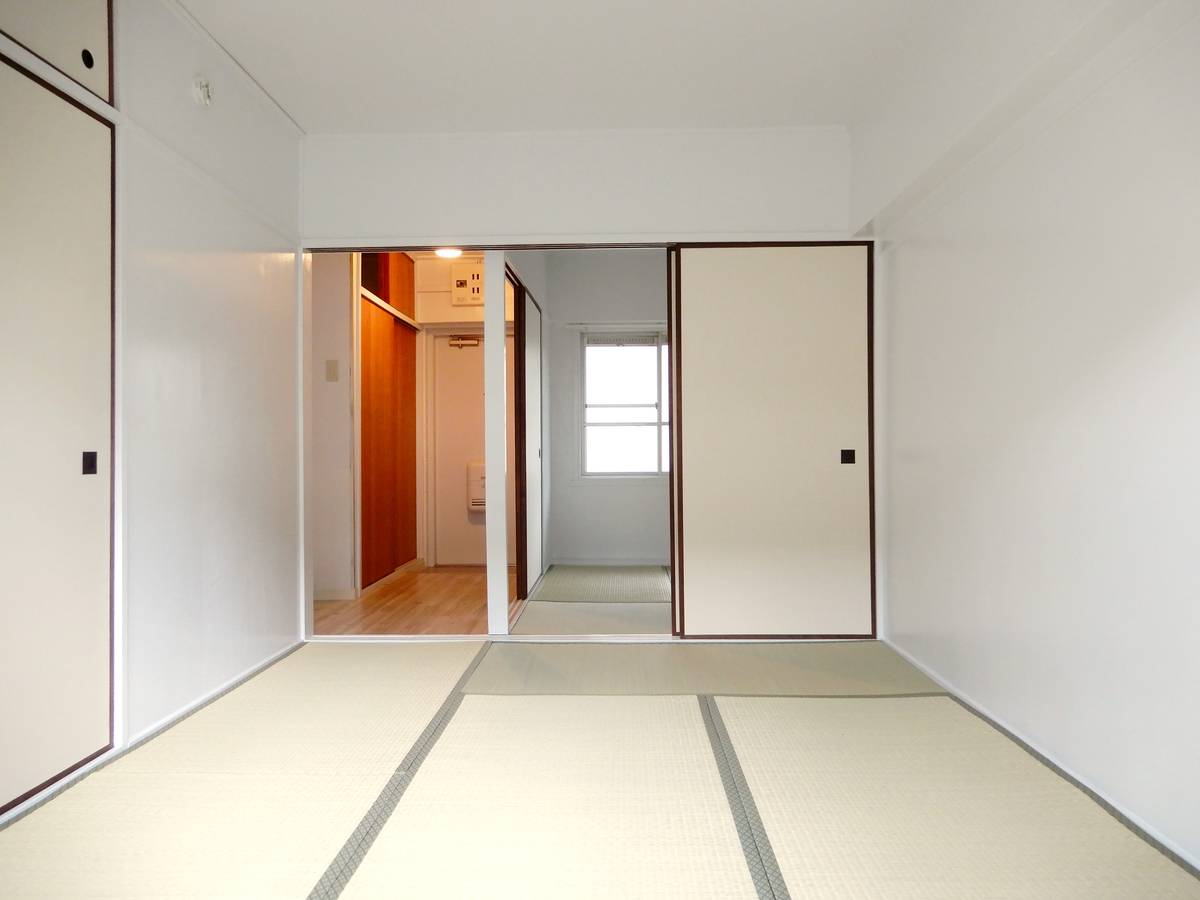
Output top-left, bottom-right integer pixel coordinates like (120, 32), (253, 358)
(669, 241), (876, 640)
(311, 240), (876, 641)
(507, 264), (545, 605)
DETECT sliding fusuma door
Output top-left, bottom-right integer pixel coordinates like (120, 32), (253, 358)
(673, 244), (874, 637)
(0, 53), (113, 811)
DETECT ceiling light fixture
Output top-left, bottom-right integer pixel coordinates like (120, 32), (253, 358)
(434, 248), (463, 259)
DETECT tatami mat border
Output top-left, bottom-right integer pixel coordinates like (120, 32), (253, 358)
(307, 643), (490, 899)
(698, 695), (790, 900)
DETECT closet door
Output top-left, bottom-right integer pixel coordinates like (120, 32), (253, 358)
(359, 298), (417, 588)
(0, 1), (112, 100)
(0, 56), (113, 812)
(675, 245), (873, 637)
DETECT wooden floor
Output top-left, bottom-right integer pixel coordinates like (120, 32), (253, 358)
(315, 565), (517, 635)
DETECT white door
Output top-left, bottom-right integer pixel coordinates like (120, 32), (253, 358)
(433, 335), (486, 565)
(676, 245), (872, 637)
(431, 333), (516, 566)
(0, 56), (112, 810)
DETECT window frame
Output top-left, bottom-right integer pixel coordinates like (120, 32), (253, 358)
(579, 331), (669, 478)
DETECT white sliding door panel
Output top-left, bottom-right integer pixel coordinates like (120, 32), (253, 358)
(678, 246), (871, 637)
(0, 57), (112, 809)
(0, 1), (111, 100)
(524, 295), (544, 588)
(433, 335), (486, 565)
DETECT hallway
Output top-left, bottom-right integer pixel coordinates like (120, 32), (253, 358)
(314, 566), (516, 636)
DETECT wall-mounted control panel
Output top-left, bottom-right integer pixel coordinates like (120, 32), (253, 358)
(451, 262), (483, 307)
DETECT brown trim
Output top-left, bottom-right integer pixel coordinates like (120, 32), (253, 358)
(107, 82), (116, 750)
(107, 0), (114, 107)
(310, 240), (876, 643)
(671, 248), (685, 637)
(866, 246), (878, 637)
(672, 240), (874, 249)
(0, 0), (114, 105)
(671, 241), (876, 640)
(313, 243), (671, 253)
(0, 743), (112, 817)
(680, 634), (876, 641)
(665, 249), (678, 636)
(0, 49), (116, 815)
(0, 50), (111, 127)
(507, 264), (545, 604)
(509, 267), (529, 601)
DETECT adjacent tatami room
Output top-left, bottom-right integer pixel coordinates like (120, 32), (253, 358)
(2, 0), (1199, 898)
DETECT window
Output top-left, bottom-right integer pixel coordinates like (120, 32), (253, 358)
(582, 333), (669, 475)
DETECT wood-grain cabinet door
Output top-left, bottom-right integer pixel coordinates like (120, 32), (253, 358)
(0, 55), (113, 813)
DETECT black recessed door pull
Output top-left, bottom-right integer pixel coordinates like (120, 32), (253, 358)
(82, 451), (98, 475)
(840, 449), (856, 464)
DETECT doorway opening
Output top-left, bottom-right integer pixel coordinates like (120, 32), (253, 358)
(505, 249), (673, 636)
(307, 246), (675, 637)
(309, 250), (518, 635)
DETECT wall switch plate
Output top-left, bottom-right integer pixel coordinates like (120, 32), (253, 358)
(324, 359), (339, 382)
(841, 449), (856, 464)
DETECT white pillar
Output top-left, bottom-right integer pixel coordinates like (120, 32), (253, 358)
(483, 250), (510, 634)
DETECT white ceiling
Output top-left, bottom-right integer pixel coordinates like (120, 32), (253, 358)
(179, 0), (941, 134)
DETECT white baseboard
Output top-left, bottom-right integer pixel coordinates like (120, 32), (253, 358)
(885, 638), (1200, 873)
(127, 641), (304, 745)
(315, 588), (356, 602)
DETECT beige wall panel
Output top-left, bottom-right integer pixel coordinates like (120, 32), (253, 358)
(0, 1), (110, 99)
(0, 58), (112, 808)
(679, 246), (871, 636)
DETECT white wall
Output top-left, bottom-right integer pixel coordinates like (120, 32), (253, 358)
(301, 127), (850, 245)
(118, 0), (302, 739)
(884, 3), (1200, 865)
(310, 253), (354, 599)
(850, 0), (1156, 232)
(542, 250), (670, 565)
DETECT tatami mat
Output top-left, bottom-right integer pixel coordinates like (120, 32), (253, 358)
(465, 640), (941, 695)
(511, 600), (671, 634)
(341, 694), (759, 899)
(0, 642), (481, 899)
(531, 565), (670, 603)
(717, 696), (1200, 899)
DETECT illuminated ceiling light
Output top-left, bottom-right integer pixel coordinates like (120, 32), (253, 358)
(434, 248), (463, 259)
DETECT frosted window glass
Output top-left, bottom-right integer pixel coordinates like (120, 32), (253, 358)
(586, 405), (658, 424)
(660, 344), (669, 422)
(586, 426), (658, 473)
(585, 345), (658, 405)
